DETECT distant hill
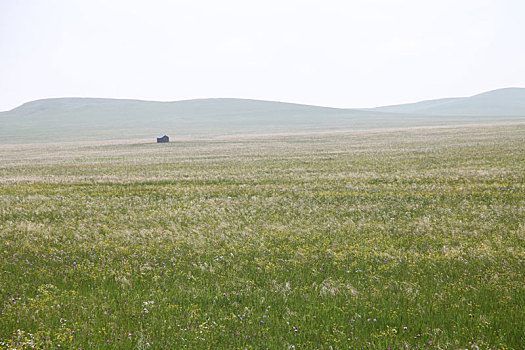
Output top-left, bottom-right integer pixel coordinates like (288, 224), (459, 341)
(372, 88), (525, 116)
(0, 98), (401, 143)
(1, 88), (524, 143)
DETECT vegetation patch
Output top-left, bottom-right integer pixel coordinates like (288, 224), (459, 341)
(0, 125), (524, 348)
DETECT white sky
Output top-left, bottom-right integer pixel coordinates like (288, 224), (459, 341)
(1, 0), (524, 111)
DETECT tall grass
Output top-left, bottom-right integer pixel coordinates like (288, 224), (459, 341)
(0, 125), (524, 348)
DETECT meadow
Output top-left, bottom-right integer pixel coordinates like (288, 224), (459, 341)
(0, 124), (524, 349)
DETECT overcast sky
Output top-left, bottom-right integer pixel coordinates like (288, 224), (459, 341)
(1, 0), (524, 111)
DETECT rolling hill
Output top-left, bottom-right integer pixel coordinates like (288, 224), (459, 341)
(371, 87), (525, 116)
(1, 88), (524, 143)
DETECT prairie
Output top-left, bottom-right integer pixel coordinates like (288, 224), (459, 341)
(0, 124), (524, 348)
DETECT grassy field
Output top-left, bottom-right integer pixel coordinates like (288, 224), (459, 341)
(0, 125), (524, 349)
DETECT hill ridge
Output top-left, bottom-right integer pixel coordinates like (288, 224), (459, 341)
(1, 88), (524, 143)
(371, 87), (525, 116)
(4, 87), (524, 114)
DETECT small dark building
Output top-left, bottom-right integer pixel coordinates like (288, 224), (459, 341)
(157, 135), (169, 143)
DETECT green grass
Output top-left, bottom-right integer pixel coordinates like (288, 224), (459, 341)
(0, 125), (524, 349)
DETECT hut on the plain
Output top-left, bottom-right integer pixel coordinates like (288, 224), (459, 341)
(157, 135), (169, 143)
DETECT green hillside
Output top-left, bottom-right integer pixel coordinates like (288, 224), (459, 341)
(372, 88), (525, 116)
(1, 89), (524, 143)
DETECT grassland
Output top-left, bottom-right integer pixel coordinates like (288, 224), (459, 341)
(0, 125), (524, 349)
(3, 94), (525, 143)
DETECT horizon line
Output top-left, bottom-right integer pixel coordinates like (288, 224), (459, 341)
(2, 86), (523, 113)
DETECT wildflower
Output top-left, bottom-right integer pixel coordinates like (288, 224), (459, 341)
(392, 328), (397, 333)
(403, 326), (407, 330)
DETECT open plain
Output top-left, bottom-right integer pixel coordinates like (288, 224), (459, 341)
(1, 124), (524, 348)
